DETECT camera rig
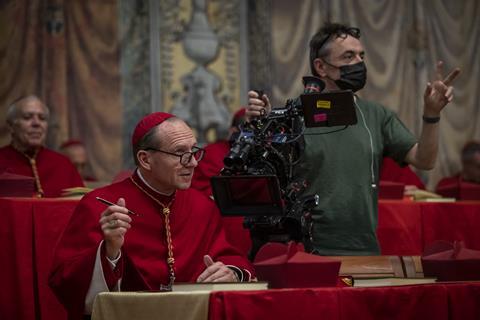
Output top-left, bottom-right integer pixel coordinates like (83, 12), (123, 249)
(211, 77), (326, 260)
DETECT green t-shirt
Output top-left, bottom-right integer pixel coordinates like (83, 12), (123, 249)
(295, 97), (416, 255)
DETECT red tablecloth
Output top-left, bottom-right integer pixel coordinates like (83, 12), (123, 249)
(209, 283), (480, 320)
(377, 200), (424, 255)
(378, 200), (480, 255)
(0, 197), (78, 320)
(1, 198), (480, 320)
(420, 201), (480, 250)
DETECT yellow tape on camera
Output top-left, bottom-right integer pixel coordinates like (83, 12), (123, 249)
(316, 100), (331, 109)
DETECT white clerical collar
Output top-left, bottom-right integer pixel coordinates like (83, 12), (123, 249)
(136, 169), (174, 197)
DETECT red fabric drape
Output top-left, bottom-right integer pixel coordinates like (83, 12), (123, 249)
(210, 288), (340, 320)
(0, 198), (77, 320)
(377, 200), (423, 255)
(210, 284), (480, 320)
(421, 202), (480, 250)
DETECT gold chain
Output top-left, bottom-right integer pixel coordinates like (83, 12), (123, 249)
(19, 149), (44, 198)
(130, 177), (176, 290)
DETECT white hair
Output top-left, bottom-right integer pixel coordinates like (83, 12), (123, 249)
(6, 95), (50, 125)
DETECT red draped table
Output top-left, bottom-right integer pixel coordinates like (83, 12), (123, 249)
(0, 197), (78, 320)
(377, 200), (480, 255)
(1, 197), (480, 320)
(209, 282), (480, 320)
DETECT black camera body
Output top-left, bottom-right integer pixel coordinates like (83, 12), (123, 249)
(223, 97), (304, 183)
(213, 92), (321, 260)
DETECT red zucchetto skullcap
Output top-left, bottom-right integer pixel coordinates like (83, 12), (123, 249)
(131, 112), (175, 146)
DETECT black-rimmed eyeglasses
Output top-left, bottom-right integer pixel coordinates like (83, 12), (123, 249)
(145, 146), (205, 166)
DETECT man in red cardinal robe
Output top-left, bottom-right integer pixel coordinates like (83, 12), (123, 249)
(0, 95), (84, 197)
(49, 112), (255, 320)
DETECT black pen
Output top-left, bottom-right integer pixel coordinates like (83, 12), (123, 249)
(95, 197), (140, 217)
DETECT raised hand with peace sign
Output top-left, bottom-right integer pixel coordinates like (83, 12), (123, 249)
(405, 61), (461, 170)
(423, 61), (461, 117)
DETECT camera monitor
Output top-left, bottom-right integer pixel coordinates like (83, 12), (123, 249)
(301, 90), (357, 127)
(211, 175), (285, 216)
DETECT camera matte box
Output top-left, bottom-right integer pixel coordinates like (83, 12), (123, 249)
(211, 175), (285, 216)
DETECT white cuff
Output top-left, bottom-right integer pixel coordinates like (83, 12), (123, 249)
(106, 251), (122, 269)
(226, 265), (245, 282)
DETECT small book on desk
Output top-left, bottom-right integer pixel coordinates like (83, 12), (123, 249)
(172, 281), (268, 292)
(410, 189), (455, 202)
(353, 277), (437, 288)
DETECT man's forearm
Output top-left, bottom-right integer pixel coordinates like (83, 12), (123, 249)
(410, 119), (440, 170)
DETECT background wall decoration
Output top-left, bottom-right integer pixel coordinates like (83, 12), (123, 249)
(0, 0), (478, 188)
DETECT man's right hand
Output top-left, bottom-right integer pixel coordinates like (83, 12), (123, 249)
(99, 197), (132, 259)
(246, 90), (272, 121)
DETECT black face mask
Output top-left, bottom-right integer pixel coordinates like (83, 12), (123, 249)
(326, 61), (367, 92)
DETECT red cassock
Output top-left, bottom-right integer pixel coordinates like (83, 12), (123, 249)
(191, 140), (252, 256)
(49, 171), (254, 320)
(436, 174), (461, 191)
(380, 157), (425, 189)
(191, 140), (230, 195)
(0, 145), (84, 197)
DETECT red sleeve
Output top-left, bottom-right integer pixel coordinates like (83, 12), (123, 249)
(198, 197), (255, 279)
(48, 195), (102, 318)
(100, 244), (125, 290)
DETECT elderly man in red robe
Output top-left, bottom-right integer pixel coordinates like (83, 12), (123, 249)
(0, 95), (84, 197)
(435, 141), (480, 199)
(49, 112), (255, 320)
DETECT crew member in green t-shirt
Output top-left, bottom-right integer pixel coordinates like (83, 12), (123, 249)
(246, 22), (460, 255)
